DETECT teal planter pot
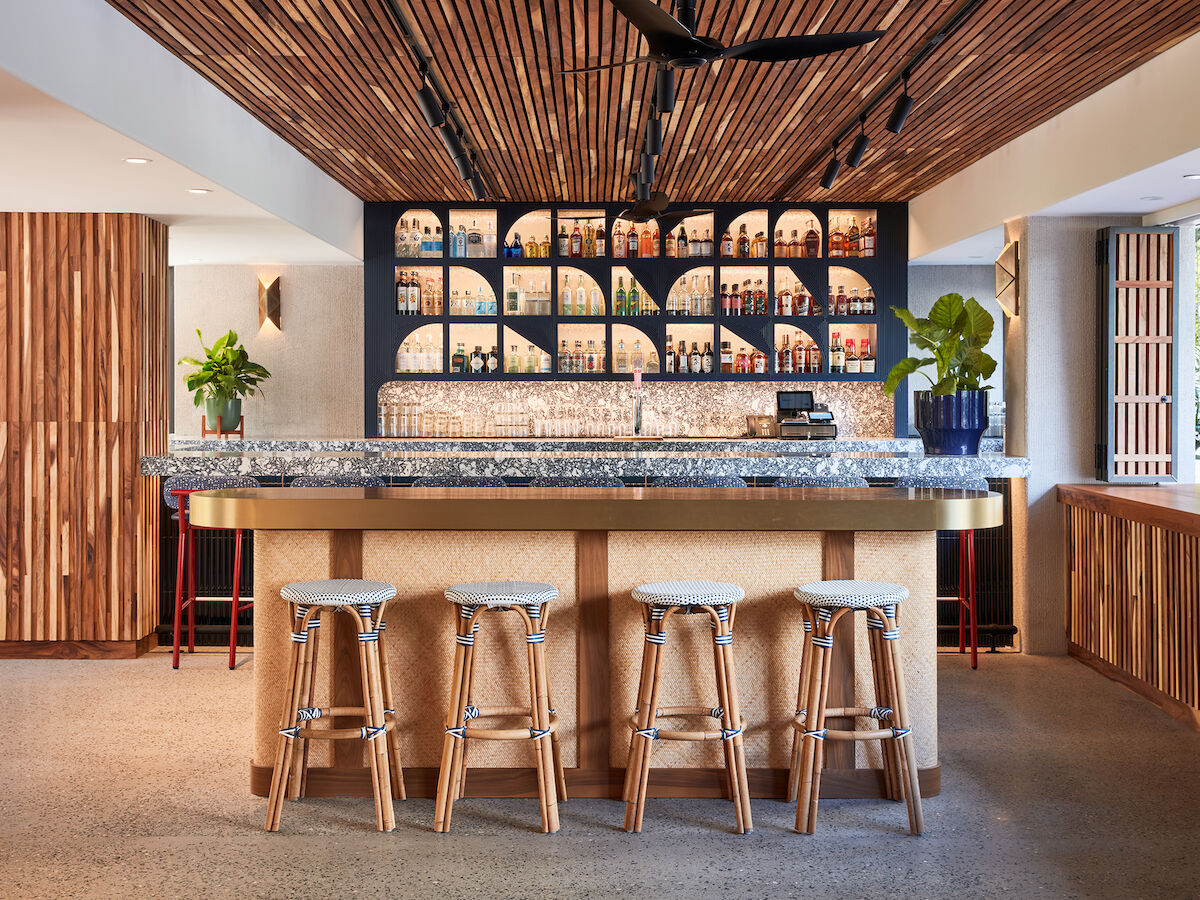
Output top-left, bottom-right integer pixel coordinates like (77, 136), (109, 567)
(205, 397), (242, 433)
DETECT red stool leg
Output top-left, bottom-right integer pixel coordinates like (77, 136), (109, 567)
(229, 529), (244, 669)
(967, 530), (978, 669)
(172, 512), (187, 669)
(957, 532), (967, 654)
(187, 526), (197, 653)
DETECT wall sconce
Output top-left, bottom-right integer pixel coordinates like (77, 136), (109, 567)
(258, 276), (281, 330)
(995, 241), (1019, 317)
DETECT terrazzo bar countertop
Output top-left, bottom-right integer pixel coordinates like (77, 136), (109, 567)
(143, 437), (1028, 480)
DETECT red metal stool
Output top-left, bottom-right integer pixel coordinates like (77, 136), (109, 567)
(163, 474), (259, 668)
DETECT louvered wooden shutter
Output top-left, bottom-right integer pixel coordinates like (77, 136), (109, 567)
(1096, 226), (1180, 482)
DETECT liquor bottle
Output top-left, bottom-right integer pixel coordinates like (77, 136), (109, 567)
(557, 224), (570, 258)
(542, 279), (553, 315)
(540, 346), (553, 373)
(435, 276), (444, 314)
(503, 232), (514, 258)
(677, 339), (690, 374)
(666, 279), (678, 314)
(631, 340), (645, 372)
(584, 223), (595, 258)
(702, 228), (714, 257)
(585, 339), (598, 373)
(778, 335), (793, 373)
(615, 276), (627, 316)
(422, 276), (436, 315)
(525, 345), (538, 374)
(397, 341), (411, 373)
(720, 340), (733, 373)
(469, 345), (485, 374)
(628, 279), (641, 316)
(560, 273), (572, 315)
(862, 218), (876, 258)
(774, 229), (786, 257)
(829, 332), (845, 374)
(639, 225), (652, 259)
(486, 346), (499, 373)
(652, 228), (660, 256)
(449, 288), (461, 316)
(720, 282), (731, 316)
(808, 339), (822, 373)
(847, 217), (861, 258)
(664, 335), (676, 373)
(505, 273), (522, 315)
(827, 287), (835, 318)
(689, 342), (702, 374)
(567, 339), (580, 373)
(864, 288), (876, 316)
(777, 281), (792, 316)
(452, 342), (467, 373)
(828, 219), (845, 258)
(684, 275), (698, 316)
(836, 285), (848, 317)
(575, 275), (588, 316)
(598, 340), (608, 373)
(483, 223), (497, 258)
(736, 223), (750, 258)
(410, 219), (421, 257)
(676, 226), (688, 258)
(646, 349), (660, 373)
(794, 283), (811, 316)
(845, 338), (860, 374)
(422, 225), (435, 258)
(626, 223), (639, 259)
(727, 282), (740, 316)
(734, 346), (750, 374)
(792, 337), (806, 374)
(615, 340), (628, 374)
(703, 276), (715, 315)
(719, 226), (734, 257)
(750, 346), (768, 374)
(803, 218), (820, 258)
(860, 337), (876, 373)
(788, 229), (801, 258)
(611, 221), (624, 259)
(538, 234), (551, 258)
(454, 224), (468, 258)
(570, 220), (583, 257)
(396, 217), (409, 257)
(433, 225), (443, 256)
(754, 279), (767, 316)
(702, 341), (714, 373)
(466, 220), (484, 258)
(558, 339), (570, 372)
(506, 344), (520, 373)
(395, 270), (405, 314)
(589, 282), (604, 316)
(595, 221), (607, 257)
(665, 229), (676, 258)
(751, 230), (768, 258)
(849, 288), (861, 316)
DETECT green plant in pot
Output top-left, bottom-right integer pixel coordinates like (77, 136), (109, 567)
(179, 329), (272, 434)
(883, 293), (996, 456)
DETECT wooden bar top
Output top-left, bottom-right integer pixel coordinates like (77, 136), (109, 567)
(1058, 483), (1200, 537)
(188, 486), (1002, 532)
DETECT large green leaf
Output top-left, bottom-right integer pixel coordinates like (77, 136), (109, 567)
(927, 293), (965, 333)
(962, 296), (994, 346)
(882, 356), (936, 396)
(930, 375), (959, 396)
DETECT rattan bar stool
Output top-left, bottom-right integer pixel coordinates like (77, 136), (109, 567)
(622, 580), (753, 834)
(788, 580), (923, 835)
(435, 581), (566, 834)
(265, 578), (405, 833)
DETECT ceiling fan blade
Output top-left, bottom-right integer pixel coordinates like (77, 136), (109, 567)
(645, 191), (670, 212)
(719, 30), (885, 62)
(607, 0), (694, 47)
(558, 56), (657, 75)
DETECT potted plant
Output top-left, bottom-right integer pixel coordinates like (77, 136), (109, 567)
(883, 293), (996, 456)
(178, 329), (272, 433)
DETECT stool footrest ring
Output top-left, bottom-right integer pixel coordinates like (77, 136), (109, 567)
(444, 708), (560, 742)
(627, 707), (747, 743)
(280, 710), (397, 742)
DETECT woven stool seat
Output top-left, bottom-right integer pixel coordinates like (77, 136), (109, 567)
(281, 579), (398, 607)
(794, 580), (908, 610)
(445, 580), (558, 607)
(632, 580), (744, 607)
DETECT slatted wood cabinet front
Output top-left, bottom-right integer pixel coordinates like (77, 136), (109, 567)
(0, 212), (168, 652)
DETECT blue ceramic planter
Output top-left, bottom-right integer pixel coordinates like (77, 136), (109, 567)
(913, 390), (989, 456)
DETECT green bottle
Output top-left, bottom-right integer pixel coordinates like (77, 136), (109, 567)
(615, 276), (627, 316)
(628, 279), (641, 316)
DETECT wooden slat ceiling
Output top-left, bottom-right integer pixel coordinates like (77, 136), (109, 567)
(104, 0), (1200, 203)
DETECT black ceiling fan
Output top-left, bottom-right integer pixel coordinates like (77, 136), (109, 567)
(561, 0), (884, 74)
(616, 187), (712, 234)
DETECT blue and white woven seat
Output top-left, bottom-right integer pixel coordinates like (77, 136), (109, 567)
(163, 473), (259, 509)
(444, 580), (558, 608)
(411, 475), (507, 487)
(649, 475), (747, 487)
(632, 580), (744, 607)
(775, 474), (869, 488)
(290, 474), (386, 488)
(894, 474), (990, 491)
(280, 579), (398, 607)
(529, 475), (626, 487)
(794, 579), (908, 610)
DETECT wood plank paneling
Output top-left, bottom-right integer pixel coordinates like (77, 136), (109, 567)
(103, 1), (1200, 203)
(0, 213), (168, 648)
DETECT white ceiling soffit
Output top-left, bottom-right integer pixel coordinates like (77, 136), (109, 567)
(909, 28), (1200, 262)
(0, 0), (363, 265)
(908, 226), (1005, 266)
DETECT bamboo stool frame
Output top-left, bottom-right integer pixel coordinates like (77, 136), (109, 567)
(434, 599), (566, 834)
(622, 602), (753, 834)
(788, 601), (924, 835)
(265, 599), (405, 833)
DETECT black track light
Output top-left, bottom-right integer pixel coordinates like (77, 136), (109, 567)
(644, 118), (663, 156)
(820, 143), (841, 190)
(437, 125), (467, 163)
(655, 67), (675, 114)
(636, 177), (651, 202)
(415, 76), (444, 128)
(886, 73), (914, 135)
(845, 116), (870, 168)
(469, 172), (486, 201)
(453, 153), (473, 180)
(640, 152), (656, 185)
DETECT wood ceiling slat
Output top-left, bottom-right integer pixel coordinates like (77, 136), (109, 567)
(104, 0), (1200, 203)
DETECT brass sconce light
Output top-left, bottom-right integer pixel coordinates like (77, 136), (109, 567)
(995, 241), (1019, 317)
(258, 276), (281, 330)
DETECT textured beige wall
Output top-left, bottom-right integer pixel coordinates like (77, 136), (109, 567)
(173, 265), (363, 438)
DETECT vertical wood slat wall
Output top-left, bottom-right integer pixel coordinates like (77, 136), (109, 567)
(1099, 227), (1178, 482)
(1065, 504), (1200, 731)
(0, 213), (168, 652)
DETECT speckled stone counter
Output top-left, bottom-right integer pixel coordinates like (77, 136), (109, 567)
(143, 437), (1026, 481)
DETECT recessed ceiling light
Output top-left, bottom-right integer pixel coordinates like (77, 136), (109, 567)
(188, 188), (212, 195)
(968, 254), (984, 258)
(1183, 174), (1200, 180)
(1140, 195), (1163, 202)
(123, 157), (152, 164)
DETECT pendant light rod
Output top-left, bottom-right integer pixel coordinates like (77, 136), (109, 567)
(773, 0), (987, 198)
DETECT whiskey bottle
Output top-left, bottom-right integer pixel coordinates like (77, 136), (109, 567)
(676, 226), (688, 258)
(792, 338), (806, 374)
(777, 281), (793, 316)
(753, 231), (769, 258)
(828, 219), (845, 258)
(844, 338), (860, 374)
(794, 283), (810, 317)
(836, 285), (848, 317)
(736, 223), (750, 258)
(808, 339), (822, 373)
(557, 224), (570, 257)
(829, 332), (845, 374)
(750, 346), (768, 374)
(570, 220), (584, 257)
(688, 229), (700, 257)
(677, 339), (690, 374)
(849, 288), (861, 316)
(665, 229), (677, 258)
(778, 335), (793, 373)
(538, 233), (551, 257)
(827, 287), (835, 317)
(627, 223), (639, 259)
(558, 339), (570, 372)
(803, 218), (820, 258)
(720, 340), (733, 373)
(702, 228), (714, 257)
(615, 276), (627, 316)
(861, 218), (876, 257)
(728, 282), (741, 316)
(611, 221), (624, 259)
(615, 339), (628, 374)
(702, 341), (714, 373)
(720, 226), (734, 257)
(847, 217), (861, 258)
(860, 337), (876, 373)
(665, 335), (676, 373)
(754, 279), (768, 316)
(788, 229), (801, 258)
(774, 229), (786, 257)
(720, 282), (731, 316)
(864, 288), (877, 316)
(595, 221), (607, 257)
(734, 346), (750, 374)
(506, 344), (520, 373)
(689, 342), (703, 374)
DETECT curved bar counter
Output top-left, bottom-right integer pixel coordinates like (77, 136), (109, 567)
(189, 486), (1001, 801)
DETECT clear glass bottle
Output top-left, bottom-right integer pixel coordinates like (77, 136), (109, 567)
(539, 345), (553, 373)
(506, 344), (521, 373)
(396, 217), (409, 257)
(560, 272), (572, 315)
(482, 221), (496, 258)
(677, 339), (690, 374)
(575, 275), (588, 316)
(615, 340), (628, 374)
(703, 276), (714, 315)
(466, 220), (483, 258)
(409, 219), (421, 256)
(525, 344), (538, 374)
(557, 339), (570, 373)
(631, 340), (645, 372)
(454, 223), (468, 258)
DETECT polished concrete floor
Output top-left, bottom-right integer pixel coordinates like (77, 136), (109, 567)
(2, 650), (1198, 899)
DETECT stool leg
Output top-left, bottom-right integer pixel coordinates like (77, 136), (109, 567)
(787, 606), (816, 803)
(525, 604), (559, 833)
(622, 606), (656, 809)
(715, 604), (752, 834)
(362, 605), (396, 832)
(376, 618), (407, 801)
(868, 613), (904, 802)
(451, 614), (478, 803)
(967, 530), (979, 669)
(229, 529), (244, 669)
(549, 699), (568, 803)
(710, 611), (737, 805)
(171, 515), (187, 669)
(265, 605), (308, 831)
(796, 609), (842, 834)
(881, 608), (924, 835)
(630, 609), (668, 834)
(957, 531), (967, 655)
(434, 608), (474, 833)
(187, 527), (196, 654)
(298, 614), (322, 798)
(351, 606), (392, 832)
(287, 608), (319, 801)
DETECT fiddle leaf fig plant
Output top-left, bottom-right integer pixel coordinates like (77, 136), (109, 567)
(178, 329), (272, 407)
(883, 293), (997, 396)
